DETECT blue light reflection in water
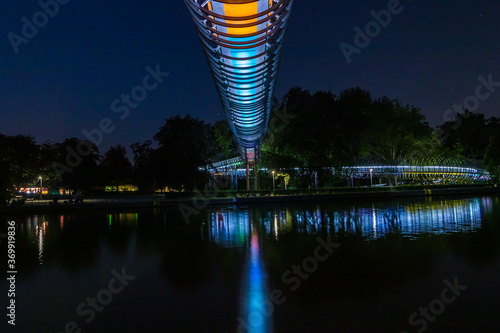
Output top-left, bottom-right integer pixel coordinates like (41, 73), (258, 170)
(245, 231), (268, 333)
(207, 197), (487, 332)
(211, 210), (269, 332)
(209, 198), (485, 244)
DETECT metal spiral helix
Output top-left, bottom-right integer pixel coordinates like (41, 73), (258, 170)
(184, 0), (294, 164)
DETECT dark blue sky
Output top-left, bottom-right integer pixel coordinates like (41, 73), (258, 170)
(1, 0), (499, 154)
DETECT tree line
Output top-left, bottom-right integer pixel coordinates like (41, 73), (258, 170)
(1, 87), (499, 199)
(262, 87), (500, 187)
(0, 115), (235, 199)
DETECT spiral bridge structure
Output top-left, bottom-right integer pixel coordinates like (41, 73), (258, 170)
(205, 157), (491, 190)
(184, 0), (294, 189)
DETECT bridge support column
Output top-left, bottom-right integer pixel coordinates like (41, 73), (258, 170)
(246, 163), (250, 191)
(254, 163), (258, 191)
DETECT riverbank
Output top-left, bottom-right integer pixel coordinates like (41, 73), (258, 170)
(1, 185), (499, 214)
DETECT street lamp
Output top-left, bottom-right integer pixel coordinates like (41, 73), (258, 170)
(272, 171), (275, 192)
(369, 169), (373, 187)
(39, 176), (42, 199)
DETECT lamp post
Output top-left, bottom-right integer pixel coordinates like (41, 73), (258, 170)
(370, 169), (373, 187)
(39, 176), (43, 199)
(272, 171), (275, 192)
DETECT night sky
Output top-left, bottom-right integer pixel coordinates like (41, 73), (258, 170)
(1, 0), (499, 155)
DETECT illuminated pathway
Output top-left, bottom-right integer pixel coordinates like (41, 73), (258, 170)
(206, 157), (491, 187)
(184, 0), (294, 190)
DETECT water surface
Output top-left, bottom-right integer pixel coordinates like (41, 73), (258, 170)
(2, 195), (500, 332)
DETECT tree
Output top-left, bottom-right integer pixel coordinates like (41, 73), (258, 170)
(0, 134), (12, 202)
(131, 140), (155, 191)
(98, 145), (132, 190)
(262, 87), (374, 187)
(4, 134), (41, 187)
(362, 98), (431, 163)
(260, 86), (437, 187)
(52, 138), (100, 191)
(262, 87), (313, 168)
(404, 130), (465, 166)
(261, 88), (313, 188)
(484, 132), (500, 181)
(330, 87), (373, 168)
(153, 115), (216, 190)
(438, 111), (499, 161)
(213, 120), (238, 160)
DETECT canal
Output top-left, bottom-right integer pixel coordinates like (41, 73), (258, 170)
(2, 195), (500, 332)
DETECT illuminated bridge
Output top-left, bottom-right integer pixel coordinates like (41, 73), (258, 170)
(205, 157), (491, 189)
(185, 0), (294, 189)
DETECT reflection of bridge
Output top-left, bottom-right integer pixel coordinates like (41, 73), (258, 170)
(208, 197), (486, 243)
(206, 197), (487, 332)
(205, 157), (491, 189)
(185, 0), (294, 190)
